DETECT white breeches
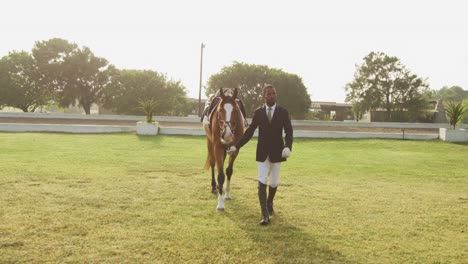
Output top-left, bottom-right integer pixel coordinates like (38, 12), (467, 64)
(257, 157), (281, 187)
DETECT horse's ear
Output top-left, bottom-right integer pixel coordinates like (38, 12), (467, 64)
(233, 88), (238, 99)
(219, 88), (225, 99)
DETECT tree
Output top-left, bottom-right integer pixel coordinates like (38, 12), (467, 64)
(351, 101), (366, 122)
(61, 47), (117, 114)
(434, 86), (467, 102)
(101, 69), (191, 116)
(0, 51), (50, 112)
(32, 38), (78, 102)
(393, 72), (433, 121)
(345, 51), (429, 121)
(207, 62), (311, 119)
(32, 38), (115, 114)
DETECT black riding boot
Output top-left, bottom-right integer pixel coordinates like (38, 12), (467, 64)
(267, 186), (277, 216)
(258, 182), (269, 225)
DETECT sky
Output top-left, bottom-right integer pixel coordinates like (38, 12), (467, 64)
(1, 0), (467, 102)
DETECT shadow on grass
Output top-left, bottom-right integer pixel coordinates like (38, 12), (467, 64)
(226, 199), (353, 264)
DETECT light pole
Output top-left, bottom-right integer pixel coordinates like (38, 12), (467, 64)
(198, 43), (205, 117)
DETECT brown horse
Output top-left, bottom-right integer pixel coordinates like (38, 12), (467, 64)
(203, 88), (245, 211)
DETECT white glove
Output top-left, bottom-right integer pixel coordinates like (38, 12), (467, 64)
(227, 146), (237, 156)
(282, 147), (291, 158)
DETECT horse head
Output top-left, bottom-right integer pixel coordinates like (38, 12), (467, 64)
(217, 87), (240, 145)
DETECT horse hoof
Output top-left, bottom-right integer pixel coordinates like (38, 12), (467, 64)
(211, 189), (217, 194)
(224, 196), (231, 200)
(216, 208), (225, 212)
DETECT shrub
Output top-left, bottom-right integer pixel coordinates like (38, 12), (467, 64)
(136, 98), (158, 123)
(444, 101), (468, 129)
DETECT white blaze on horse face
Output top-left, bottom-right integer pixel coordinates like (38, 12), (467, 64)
(222, 103), (234, 144)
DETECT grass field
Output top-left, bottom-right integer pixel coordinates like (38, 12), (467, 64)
(0, 133), (467, 263)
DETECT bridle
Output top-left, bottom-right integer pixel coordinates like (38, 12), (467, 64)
(217, 100), (239, 144)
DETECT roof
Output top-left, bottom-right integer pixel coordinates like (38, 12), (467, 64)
(310, 101), (352, 111)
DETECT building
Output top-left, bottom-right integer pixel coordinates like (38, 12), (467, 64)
(310, 101), (354, 121)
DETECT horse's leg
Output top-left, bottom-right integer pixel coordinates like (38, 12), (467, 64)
(209, 140), (216, 193)
(214, 145), (226, 211)
(207, 139), (217, 194)
(225, 154), (237, 200)
(210, 160), (216, 194)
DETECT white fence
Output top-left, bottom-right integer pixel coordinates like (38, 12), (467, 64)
(1, 112), (465, 140)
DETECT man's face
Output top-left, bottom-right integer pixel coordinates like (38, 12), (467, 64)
(264, 88), (277, 106)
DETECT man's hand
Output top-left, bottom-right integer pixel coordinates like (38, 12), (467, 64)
(282, 147), (291, 158)
(227, 146), (237, 156)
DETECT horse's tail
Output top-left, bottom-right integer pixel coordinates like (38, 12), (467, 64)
(203, 122), (213, 170)
(203, 152), (210, 170)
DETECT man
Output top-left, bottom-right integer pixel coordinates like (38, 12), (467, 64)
(227, 85), (293, 225)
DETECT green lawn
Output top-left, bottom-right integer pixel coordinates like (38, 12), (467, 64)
(0, 133), (467, 263)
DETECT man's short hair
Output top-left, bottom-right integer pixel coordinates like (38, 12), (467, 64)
(263, 85), (276, 95)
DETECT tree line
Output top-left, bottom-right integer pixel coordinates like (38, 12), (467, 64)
(0, 38), (312, 118)
(1, 38), (466, 120)
(346, 51), (467, 122)
(0, 38), (191, 116)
